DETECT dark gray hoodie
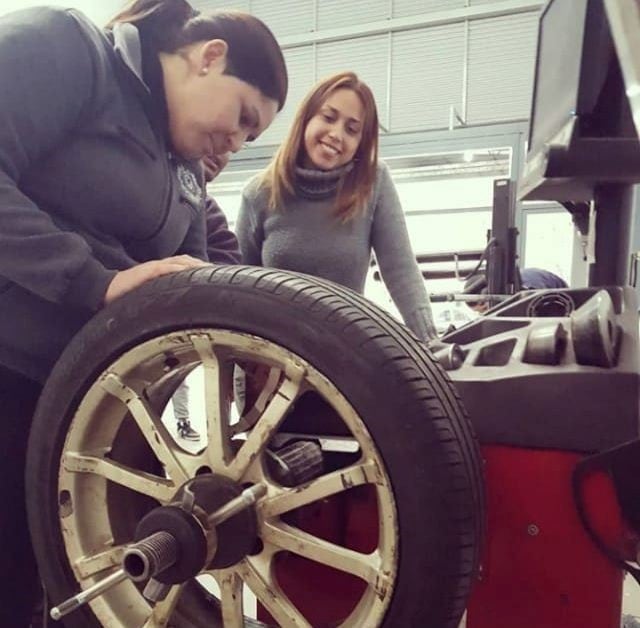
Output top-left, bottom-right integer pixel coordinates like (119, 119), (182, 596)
(0, 7), (209, 381)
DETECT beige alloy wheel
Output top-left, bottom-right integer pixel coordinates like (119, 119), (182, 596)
(57, 329), (398, 628)
(27, 266), (484, 628)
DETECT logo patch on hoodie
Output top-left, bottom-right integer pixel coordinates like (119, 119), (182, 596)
(177, 164), (202, 206)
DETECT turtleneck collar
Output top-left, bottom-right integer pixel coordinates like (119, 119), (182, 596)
(293, 162), (354, 200)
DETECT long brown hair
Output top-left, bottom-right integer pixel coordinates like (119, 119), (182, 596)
(107, 0), (287, 110)
(262, 71), (379, 220)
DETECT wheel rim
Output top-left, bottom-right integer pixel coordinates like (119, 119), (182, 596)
(57, 329), (398, 628)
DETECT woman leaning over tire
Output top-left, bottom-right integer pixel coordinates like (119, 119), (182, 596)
(0, 0), (287, 624)
(236, 71), (438, 342)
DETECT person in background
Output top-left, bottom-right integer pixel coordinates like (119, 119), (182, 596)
(203, 152), (243, 265)
(236, 71), (438, 343)
(173, 152), (242, 441)
(463, 267), (568, 313)
(520, 267), (569, 290)
(0, 0), (287, 623)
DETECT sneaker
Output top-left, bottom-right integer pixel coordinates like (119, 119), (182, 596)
(177, 420), (200, 441)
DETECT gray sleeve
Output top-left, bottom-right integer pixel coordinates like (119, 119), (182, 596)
(0, 8), (115, 311)
(178, 204), (208, 260)
(235, 183), (265, 266)
(371, 163), (437, 341)
(204, 197), (241, 264)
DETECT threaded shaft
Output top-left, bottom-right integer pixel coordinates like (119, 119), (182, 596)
(123, 531), (178, 582)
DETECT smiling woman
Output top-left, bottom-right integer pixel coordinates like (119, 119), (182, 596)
(236, 71), (438, 344)
(0, 0), (287, 624)
(302, 89), (366, 172)
(262, 71), (379, 221)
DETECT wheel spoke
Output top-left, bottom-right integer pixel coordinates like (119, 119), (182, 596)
(63, 452), (176, 503)
(238, 558), (311, 628)
(100, 373), (188, 484)
(230, 366), (282, 436)
(262, 522), (385, 590)
(190, 335), (232, 471)
(142, 584), (183, 628)
(226, 374), (304, 481)
(259, 460), (379, 518)
(74, 545), (125, 579)
(217, 570), (244, 628)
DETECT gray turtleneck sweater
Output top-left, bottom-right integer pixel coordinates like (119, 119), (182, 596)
(235, 161), (436, 341)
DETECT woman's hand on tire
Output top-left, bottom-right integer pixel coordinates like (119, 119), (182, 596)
(105, 256), (210, 305)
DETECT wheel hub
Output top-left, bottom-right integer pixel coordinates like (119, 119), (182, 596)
(135, 474), (260, 580)
(177, 474), (259, 569)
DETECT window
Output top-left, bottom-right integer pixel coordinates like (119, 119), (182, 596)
(522, 205), (573, 284)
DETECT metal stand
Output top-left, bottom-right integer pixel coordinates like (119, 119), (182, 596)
(589, 183), (635, 286)
(589, 0), (640, 287)
(487, 178), (519, 303)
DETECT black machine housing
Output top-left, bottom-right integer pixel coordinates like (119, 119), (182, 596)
(447, 0), (640, 456)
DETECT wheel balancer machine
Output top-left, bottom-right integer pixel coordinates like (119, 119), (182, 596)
(447, 1), (640, 625)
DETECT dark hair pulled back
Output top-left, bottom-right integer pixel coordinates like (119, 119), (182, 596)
(107, 0), (287, 110)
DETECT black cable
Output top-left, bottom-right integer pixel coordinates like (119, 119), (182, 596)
(459, 237), (498, 284)
(573, 451), (640, 586)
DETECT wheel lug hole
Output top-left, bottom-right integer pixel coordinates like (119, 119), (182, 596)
(195, 466), (212, 476)
(59, 490), (73, 517)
